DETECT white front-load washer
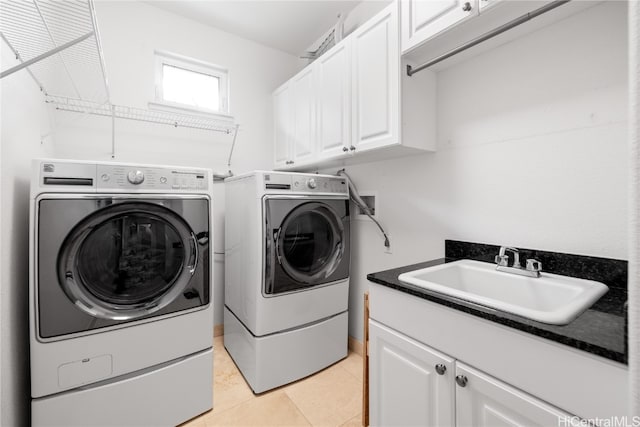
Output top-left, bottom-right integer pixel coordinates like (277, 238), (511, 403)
(224, 171), (350, 393)
(29, 159), (214, 426)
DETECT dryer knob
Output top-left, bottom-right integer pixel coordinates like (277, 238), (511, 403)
(307, 178), (317, 189)
(127, 170), (145, 185)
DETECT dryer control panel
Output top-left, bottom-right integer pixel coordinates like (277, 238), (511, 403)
(263, 172), (348, 195)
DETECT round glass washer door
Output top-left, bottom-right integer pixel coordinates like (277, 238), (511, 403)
(275, 202), (345, 284)
(58, 202), (198, 320)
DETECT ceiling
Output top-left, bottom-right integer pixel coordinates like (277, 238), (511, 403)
(146, 1), (362, 56)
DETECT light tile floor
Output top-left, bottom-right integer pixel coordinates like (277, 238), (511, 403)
(180, 336), (364, 427)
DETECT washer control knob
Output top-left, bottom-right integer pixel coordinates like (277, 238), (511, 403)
(160, 176), (167, 184)
(307, 178), (317, 189)
(127, 170), (145, 185)
(101, 173), (110, 182)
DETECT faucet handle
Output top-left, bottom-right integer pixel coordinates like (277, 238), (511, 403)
(494, 254), (509, 266)
(526, 259), (542, 272)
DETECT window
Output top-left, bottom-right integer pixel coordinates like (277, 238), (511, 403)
(152, 50), (230, 117)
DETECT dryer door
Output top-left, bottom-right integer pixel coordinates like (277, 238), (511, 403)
(265, 198), (350, 295)
(58, 202), (198, 320)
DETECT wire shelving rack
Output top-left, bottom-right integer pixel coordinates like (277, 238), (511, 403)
(0, 0), (238, 158)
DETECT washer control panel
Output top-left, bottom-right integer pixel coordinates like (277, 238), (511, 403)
(127, 170), (145, 185)
(96, 164), (209, 192)
(264, 173), (348, 195)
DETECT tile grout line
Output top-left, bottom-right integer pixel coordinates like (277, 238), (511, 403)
(203, 390), (294, 427)
(337, 352), (365, 383)
(281, 390), (315, 427)
(205, 392), (256, 424)
(283, 363), (363, 427)
(206, 347), (363, 427)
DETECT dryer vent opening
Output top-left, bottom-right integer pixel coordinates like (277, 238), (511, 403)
(355, 194), (376, 218)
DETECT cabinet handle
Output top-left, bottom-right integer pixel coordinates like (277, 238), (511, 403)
(455, 375), (468, 387)
(349, 146), (356, 151)
(462, 1), (472, 11)
(342, 147), (349, 152)
(435, 364), (447, 375)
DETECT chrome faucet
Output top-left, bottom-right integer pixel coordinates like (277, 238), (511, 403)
(494, 246), (542, 278)
(495, 246), (520, 268)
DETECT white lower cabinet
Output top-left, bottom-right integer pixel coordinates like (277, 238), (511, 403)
(369, 320), (454, 427)
(455, 363), (571, 427)
(369, 319), (572, 427)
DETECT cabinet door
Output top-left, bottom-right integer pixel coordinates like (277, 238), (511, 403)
(455, 363), (571, 427)
(369, 320), (454, 427)
(401, 0), (478, 52)
(273, 82), (291, 168)
(478, 0), (499, 11)
(316, 41), (351, 160)
(291, 66), (316, 165)
(351, 3), (399, 153)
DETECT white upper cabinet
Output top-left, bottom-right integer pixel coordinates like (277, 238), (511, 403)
(316, 41), (351, 160)
(401, 0), (478, 53)
(369, 320), (455, 427)
(351, 3), (399, 153)
(290, 66), (316, 165)
(273, 82), (291, 169)
(272, 1), (437, 171)
(400, 1), (598, 66)
(455, 363), (571, 427)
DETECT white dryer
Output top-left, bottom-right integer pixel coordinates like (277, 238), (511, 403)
(29, 159), (214, 426)
(224, 171), (350, 393)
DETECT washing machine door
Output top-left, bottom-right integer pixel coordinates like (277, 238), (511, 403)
(58, 202), (198, 320)
(264, 197), (350, 295)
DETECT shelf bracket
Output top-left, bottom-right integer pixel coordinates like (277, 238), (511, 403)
(0, 31), (95, 80)
(213, 123), (240, 181)
(111, 104), (116, 159)
(0, 32), (46, 92)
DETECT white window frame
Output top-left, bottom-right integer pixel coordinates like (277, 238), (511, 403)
(150, 50), (232, 120)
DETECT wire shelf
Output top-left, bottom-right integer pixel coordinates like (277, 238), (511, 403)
(2, 0), (238, 158)
(46, 95), (236, 133)
(0, 0), (110, 103)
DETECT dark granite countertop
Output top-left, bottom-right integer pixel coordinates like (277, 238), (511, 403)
(367, 241), (628, 364)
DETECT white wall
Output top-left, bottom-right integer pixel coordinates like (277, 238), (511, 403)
(51, 1), (301, 326)
(628, 0), (639, 418)
(332, 1), (628, 341)
(342, 0), (392, 37)
(0, 45), (55, 426)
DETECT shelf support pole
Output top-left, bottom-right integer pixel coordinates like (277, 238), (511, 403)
(111, 104), (116, 159)
(0, 31), (94, 79)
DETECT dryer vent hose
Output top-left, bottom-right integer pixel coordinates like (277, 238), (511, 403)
(337, 169), (390, 248)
